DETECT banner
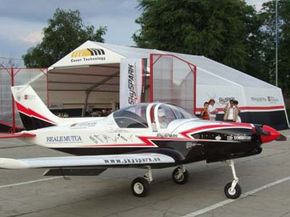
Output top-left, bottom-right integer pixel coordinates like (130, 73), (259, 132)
(120, 58), (144, 108)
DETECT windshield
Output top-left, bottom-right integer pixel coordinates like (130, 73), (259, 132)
(170, 105), (194, 119)
(113, 104), (148, 128)
(157, 104), (194, 129)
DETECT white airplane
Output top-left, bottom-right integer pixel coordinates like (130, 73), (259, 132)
(0, 85), (286, 198)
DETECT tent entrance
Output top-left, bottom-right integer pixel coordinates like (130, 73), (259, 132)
(48, 64), (120, 117)
(149, 54), (197, 114)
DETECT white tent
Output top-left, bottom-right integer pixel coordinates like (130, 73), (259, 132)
(48, 40), (289, 129)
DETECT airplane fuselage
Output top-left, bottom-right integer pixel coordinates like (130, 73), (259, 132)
(24, 115), (262, 168)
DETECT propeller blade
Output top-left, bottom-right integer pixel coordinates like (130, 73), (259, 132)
(275, 134), (287, 141)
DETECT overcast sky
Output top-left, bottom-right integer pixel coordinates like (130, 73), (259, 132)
(0, 0), (266, 65)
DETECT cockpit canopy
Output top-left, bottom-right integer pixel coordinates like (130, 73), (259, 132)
(113, 103), (194, 129)
(113, 104), (148, 128)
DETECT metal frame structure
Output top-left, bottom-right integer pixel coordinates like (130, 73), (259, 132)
(149, 54), (197, 114)
(0, 66), (47, 132)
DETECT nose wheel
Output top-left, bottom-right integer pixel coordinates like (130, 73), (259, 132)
(172, 166), (189, 184)
(224, 160), (242, 199)
(224, 182), (241, 199)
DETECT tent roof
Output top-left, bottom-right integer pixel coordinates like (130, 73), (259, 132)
(177, 54), (275, 88)
(48, 40), (277, 90)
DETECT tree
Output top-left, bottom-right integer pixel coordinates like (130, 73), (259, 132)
(133, 0), (258, 72)
(259, 0), (290, 94)
(23, 9), (107, 68)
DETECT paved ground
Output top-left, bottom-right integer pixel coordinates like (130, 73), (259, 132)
(0, 130), (290, 217)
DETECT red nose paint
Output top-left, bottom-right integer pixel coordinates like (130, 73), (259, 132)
(260, 125), (281, 143)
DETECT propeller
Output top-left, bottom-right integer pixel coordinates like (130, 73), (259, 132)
(255, 125), (287, 143)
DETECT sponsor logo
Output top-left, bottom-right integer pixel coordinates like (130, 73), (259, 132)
(157, 133), (178, 138)
(250, 97), (267, 102)
(250, 96), (279, 104)
(46, 135), (82, 143)
(103, 157), (161, 164)
(71, 121), (98, 128)
(23, 94), (36, 100)
(218, 97), (235, 105)
(127, 63), (137, 104)
(71, 48), (105, 57)
(128, 64), (137, 105)
(186, 142), (201, 149)
(267, 96), (279, 103)
(70, 48), (106, 63)
(227, 135), (251, 141)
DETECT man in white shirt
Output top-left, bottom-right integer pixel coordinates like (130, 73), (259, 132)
(208, 99), (218, 121)
(224, 100), (239, 122)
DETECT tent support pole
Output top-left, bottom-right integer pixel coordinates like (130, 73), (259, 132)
(82, 91), (90, 117)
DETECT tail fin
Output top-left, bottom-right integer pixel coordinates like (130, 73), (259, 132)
(12, 85), (60, 130)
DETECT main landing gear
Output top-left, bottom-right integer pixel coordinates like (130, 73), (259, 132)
(224, 160), (242, 199)
(172, 166), (189, 184)
(131, 166), (152, 197)
(131, 165), (189, 197)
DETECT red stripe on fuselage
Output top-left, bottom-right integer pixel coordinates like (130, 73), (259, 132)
(180, 123), (254, 139)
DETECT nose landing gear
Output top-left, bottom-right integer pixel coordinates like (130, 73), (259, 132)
(224, 160), (242, 199)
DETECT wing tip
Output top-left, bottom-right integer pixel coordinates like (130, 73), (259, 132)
(0, 158), (29, 169)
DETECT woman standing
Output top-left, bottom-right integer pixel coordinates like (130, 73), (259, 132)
(200, 102), (210, 120)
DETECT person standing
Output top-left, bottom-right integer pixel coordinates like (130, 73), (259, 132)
(208, 99), (218, 121)
(233, 100), (241, 122)
(224, 100), (239, 122)
(200, 102), (210, 120)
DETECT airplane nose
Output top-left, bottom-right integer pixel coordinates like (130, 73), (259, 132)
(259, 125), (286, 143)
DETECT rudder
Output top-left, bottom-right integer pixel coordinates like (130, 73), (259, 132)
(11, 85), (60, 130)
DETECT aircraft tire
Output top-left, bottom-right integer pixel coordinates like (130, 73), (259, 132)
(224, 182), (241, 199)
(172, 167), (189, 185)
(131, 177), (150, 197)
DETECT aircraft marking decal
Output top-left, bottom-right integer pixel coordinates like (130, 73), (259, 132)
(85, 136), (189, 148)
(84, 131), (244, 148)
(15, 101), (55, 124)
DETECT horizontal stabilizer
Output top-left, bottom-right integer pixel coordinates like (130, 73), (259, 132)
(0, 153), (175, 169)
(0, 132), (36, 139)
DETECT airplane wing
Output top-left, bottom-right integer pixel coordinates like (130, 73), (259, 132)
(0, 153), (175, 169)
